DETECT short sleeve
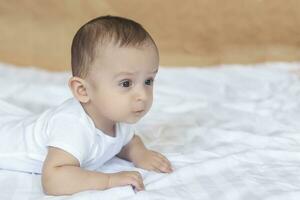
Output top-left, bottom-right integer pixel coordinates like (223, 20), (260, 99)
(46, 114), (92, 166)
(120, 123), (136, 146)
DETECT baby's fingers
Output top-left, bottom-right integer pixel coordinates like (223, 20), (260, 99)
(154, 152), (172, 165)
(155, 154), (173, 173)
(153, 158), (173, 173)
(129, 173), (145, 191)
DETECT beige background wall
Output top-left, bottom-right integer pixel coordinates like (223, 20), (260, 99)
(0, 0), (300, 71)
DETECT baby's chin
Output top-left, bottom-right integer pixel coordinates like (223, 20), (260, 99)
(119, 114), (146, 124)
(114, 109), (150, 124)
(121, 117), (142, 124)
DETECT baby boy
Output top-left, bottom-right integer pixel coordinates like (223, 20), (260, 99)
(0, 15), (172, 195)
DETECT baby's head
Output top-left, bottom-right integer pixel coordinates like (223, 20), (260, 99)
(69, 16), (159, 124)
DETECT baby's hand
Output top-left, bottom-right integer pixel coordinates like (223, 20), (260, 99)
(108, 171), (145, 191)
(135, 150), (173, 173)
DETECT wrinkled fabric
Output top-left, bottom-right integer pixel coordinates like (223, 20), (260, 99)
(0, 62), (300, 200)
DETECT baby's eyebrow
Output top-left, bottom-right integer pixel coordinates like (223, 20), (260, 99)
(114, 68), (158, 79)
(114, 72), (135, 78)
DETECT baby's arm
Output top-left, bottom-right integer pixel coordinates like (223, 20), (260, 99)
(117, 135), (173, 173)
(42, 147), (144, 195)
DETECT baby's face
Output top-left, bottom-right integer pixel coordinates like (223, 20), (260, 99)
(85, 42), (159, 124)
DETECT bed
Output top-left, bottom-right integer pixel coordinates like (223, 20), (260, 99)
(0, 62), (300, 200)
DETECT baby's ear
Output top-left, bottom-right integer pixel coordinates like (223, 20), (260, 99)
(68, 77), (90, 103)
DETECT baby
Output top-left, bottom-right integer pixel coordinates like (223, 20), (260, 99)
(0, 15), (172, 195)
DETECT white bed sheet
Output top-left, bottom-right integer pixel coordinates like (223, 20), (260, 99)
(0, 62), (300, 200)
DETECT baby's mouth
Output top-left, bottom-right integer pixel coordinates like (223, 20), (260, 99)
(133, 110), (144, 115)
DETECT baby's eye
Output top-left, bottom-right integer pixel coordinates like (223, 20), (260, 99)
(119, 80), (132, 88)
(145, 78), (154, 86)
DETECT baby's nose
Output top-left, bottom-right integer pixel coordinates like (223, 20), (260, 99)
(135, 88), (147, 102)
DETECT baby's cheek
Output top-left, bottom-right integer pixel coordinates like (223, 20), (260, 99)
(112, 100), (130, 117)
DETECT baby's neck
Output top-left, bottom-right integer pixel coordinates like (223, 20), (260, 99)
(80, 102), (116, 137)
(99, 123), (116, 137)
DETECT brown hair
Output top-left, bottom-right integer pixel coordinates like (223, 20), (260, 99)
(71, 15), (157, 78)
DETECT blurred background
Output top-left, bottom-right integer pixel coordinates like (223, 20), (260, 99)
(0, 0), (300, 71)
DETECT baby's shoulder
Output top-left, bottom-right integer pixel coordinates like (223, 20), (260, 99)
(52, 98), (81, 115)
(44, 98), (95, 139)
(46, 98), (90, 127)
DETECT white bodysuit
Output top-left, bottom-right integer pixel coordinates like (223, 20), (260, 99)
(0, 98), (135, 174)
